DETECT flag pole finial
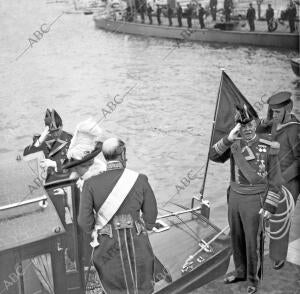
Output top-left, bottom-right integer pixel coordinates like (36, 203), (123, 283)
(220, 68), (226, 72)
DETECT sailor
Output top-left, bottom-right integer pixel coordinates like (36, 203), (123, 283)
(157, 4), (162, 25)
(23, 109), (72, 183)
(224, 0), (233, 22)
(210, 0), (217, 21)
(286, 0), (297, 33)
(177, 2), (183, 27)
(209, 105), (282, 294)
(246, 3), (256, 31)
(139, 0), (146, 24)
(78, 138), (161, 293)
(257, 91), (300, 270)
(198, 3), (206, 29)
(266, 4), (274, 32)
(186, 4), (193, 28)
(147, 3), (153, 24)
(167, 4), (173, 26)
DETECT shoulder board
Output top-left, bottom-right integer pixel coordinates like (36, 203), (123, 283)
(259, 138), (280, 150)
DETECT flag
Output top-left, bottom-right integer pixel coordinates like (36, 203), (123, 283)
(211, 71), (258, 146)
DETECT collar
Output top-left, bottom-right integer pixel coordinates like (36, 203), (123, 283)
(242, 134), (258, 147)
(106, 161), (124, 171)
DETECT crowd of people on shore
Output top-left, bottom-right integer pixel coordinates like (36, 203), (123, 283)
(122, 0), (298, 33)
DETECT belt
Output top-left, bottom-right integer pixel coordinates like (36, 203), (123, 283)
(230, 181), (267, 195)
(97, 214), (146, 238)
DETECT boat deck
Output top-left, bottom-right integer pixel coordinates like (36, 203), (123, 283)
(190, 200), (300, 294)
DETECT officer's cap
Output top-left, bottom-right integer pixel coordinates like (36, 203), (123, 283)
(267, 91), (292, 109)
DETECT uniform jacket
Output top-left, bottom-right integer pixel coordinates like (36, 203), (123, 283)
(209, 134), (282, 213)
(257, 115), (300, 199)
(23, 130), (72, 182)
(247, 7), (256, 20)
(78, 163), (158, 294)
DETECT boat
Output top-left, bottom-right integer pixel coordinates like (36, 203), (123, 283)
(93, 17), (299, 51)
(291, 58), (300, 77)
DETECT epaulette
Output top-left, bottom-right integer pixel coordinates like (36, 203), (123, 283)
(259, 138), (280, 155)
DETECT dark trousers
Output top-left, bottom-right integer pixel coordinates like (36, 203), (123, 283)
(211, 7), (216, 20)
(187, 17), (192, 28)
(141, 12), (145, 23)
(178, 16), (182, 27)
(157, 16), (161, 25)
(148, 14), (152, 24)
(168, 16), (172, 26)
(199, 17), (205, 28)
(228, 190), (262, 287)
(225, 11), (230, 22)
(289, 19), (295, 32)
(267, 19), (272, 31)
(248, 19), (255, 31)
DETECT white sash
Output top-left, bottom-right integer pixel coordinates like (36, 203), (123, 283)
(90, 168), (139, 247)
(95, 168), (139, 230)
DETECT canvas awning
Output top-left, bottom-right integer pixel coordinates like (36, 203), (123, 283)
(0, 159), (65, 253)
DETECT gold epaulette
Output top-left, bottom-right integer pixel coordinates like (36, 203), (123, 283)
(259, 138), (280, 155)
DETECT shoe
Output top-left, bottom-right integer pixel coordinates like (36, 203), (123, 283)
(273, 260), (285, 270)
(224, 275), (246, 284)
(247, 286), (257, 294)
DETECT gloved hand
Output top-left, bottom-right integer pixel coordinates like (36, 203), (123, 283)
(228, 123), (241, 142)
(259, 208), (272, 220)
(40, 159), (57, 172)
(34, 126), (49, 147)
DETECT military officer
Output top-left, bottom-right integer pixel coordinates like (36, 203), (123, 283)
(209, 105), (282, 294)
(78, 138), (167, 294)
(257, 91), (300, 270)
(23, 109), (72, 183)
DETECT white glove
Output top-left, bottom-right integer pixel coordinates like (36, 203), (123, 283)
(34, 126), (49, 147)
(40, 159), (57, 172)
(228, 123), (241, 142)
(259, 208), (272, 220)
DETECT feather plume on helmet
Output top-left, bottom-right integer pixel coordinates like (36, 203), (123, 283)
(63, 119), (106, 188)
(234, 104), (255, 125)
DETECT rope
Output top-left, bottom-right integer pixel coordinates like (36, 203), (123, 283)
(265, 186), (295, 240)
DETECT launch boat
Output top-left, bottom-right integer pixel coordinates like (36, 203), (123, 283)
(93, 17), (299, 51)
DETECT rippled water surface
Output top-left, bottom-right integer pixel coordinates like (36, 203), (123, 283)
(0, 0), (299, 218)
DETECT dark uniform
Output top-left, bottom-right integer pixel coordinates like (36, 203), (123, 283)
(186, 5), (193, 28)
(266, 5), (274, 31)
(167, 6), (173, 26)
(140, 0), (146, 23)
(286, 2), (297, 33)
(210, 0), (217, 21)
(257, 92), (300, 266)
(198, 6), (206, 28)
(177, 4), (183, 27)
(224, 0), (233, 22)
(247, 5), (256, 31)
(23, 110), (72, 183)
(147, 4), (153, 24)
(157, 5), (162, 25)
(78, 161), (158, 294)
(210, 133), (282, 288)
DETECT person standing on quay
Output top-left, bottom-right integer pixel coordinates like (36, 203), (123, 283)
(140, 0), (146, 23)
(198, 3), (206, 29)
(157, 4), (162, 25)
(177, 2), (183, 27)
(266, 4), (274, 32)
(147, 3), (153, 24)
(210, 107), (282, 294)
(167, 4), (173, 26)
(257, 92), (300, 270)
(210, 0), (218, 21)
(286, 1), (297, 33)
(247, 3), (256, 31)
(186, 4), (193, 28)
(224, 0), (233, 22)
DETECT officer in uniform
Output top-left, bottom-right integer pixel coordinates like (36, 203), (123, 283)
(78, 138), (168, 294)
(257, 91), (300, 270)
(23, 109), (72, 183)
(209, 105), (282, 294)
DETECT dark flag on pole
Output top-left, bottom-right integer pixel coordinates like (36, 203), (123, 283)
(211, 70), (259, 146)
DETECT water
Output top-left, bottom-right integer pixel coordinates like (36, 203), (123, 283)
(0, 0), (299, 221)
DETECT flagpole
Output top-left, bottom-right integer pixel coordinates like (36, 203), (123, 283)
(198, 69), (225, 201)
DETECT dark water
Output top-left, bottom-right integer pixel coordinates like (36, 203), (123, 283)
(0, 0), (299, 216)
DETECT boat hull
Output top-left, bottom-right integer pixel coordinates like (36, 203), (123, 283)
(93, 17), (299, 51)
(291, 58), (300, 77)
